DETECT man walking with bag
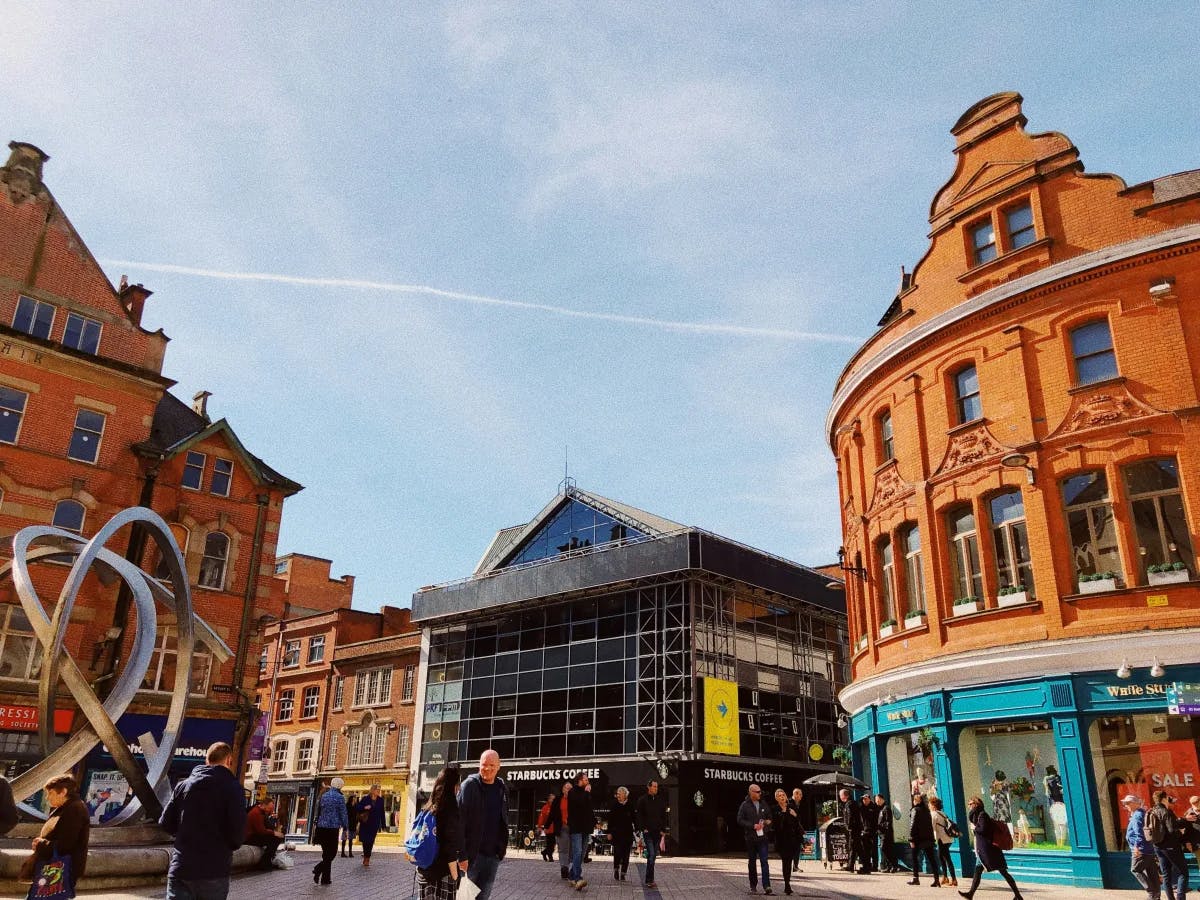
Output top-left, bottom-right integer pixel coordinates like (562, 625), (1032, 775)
(458, 749), (509, 900)
(636, 779), (669, 890)
(737, 783), (773, 895)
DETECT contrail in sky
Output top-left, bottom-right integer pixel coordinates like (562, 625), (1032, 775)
(101, 260), (865, 346)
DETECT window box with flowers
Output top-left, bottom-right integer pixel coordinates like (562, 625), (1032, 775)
(879, 619), (897, 638)
(996, 585), (1030, 608)
(1148, 563), (1190, 586)
(952, 596), (981, 615)
(855, 634), (868, 654)
(1078, 572), (1119, 594)
(903, 609), (927, 629)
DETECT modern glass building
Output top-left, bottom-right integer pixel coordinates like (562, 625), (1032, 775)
(411, 484), (848, 853)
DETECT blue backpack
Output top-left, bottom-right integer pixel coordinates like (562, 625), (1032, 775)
(404, 808), (439, 868)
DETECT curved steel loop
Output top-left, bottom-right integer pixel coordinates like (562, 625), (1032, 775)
(2, 508), (198, 824)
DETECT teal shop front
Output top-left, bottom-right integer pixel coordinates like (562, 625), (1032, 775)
(849, 666), (1200, 890)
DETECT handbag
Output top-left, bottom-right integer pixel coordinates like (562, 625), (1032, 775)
(25, 844), (73, 900)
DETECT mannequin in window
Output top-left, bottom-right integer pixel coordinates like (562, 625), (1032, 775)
(911, 767), (930, 798)
(1043, 766), (1068, 845)
(989, 771), (1011, 823)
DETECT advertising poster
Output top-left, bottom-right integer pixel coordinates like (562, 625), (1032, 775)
(703, 677), (740, 755)
(83, 770), (130, 824)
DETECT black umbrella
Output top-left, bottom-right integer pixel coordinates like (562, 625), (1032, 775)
(802, 772), (870, 790)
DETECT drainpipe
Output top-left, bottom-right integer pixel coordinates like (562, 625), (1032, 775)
(232, 493), (271, 770)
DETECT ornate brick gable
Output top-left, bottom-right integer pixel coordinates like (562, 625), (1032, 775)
(1046, 380), (1166, 440)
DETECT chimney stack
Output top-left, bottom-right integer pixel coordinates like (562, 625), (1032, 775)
(2, 141), (50, 204)
(192, 390), (212, 422)
(118, 280), (152, 326)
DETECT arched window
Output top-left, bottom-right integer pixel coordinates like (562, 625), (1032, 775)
(953, 365), (982, 424)
(1061, 470), (1122, 585)
(878, 410), (894, 462)
(153, 524), (190, 580)
(1123, 458), (1194, 579)
(947, 506), (982, 601)
(990, 491), (1032, 593)
(198, 531), (229, 589)
(1069, 320), (1117, 386)
(900, 524), (925, 613)
(877, 537), (897, 625)
(52, 499), (85, 534)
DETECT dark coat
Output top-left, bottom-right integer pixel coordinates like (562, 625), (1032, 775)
(606, 799), (636, 844)
(737, 797), (770, 844)
(0, 778), (17, 836)
(418, 793), (463, 883)
(969, 805), (1007, 871)
(636, 791), (668, 834)
(567, 785), (596, 835)
(160, 764), (246, 879)
(838, 796), (863, 834)
(876, 802), (894, 834)
(547, 792), (569, 834)
(859, 800), (879, 835)
(908, 801), (935, 845)
(355, 794), (387, 838)
(458, 774), (508, 865)
(769, 801), (801, 855)
(21, 798), (90, 887)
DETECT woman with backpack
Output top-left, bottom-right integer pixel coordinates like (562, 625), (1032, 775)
(929, 796), (958, 886)
(416, 766), (463, 900)
(957, 796), (1024, 900)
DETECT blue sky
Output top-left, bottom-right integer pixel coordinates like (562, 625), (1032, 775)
(5, 4), (1197, 611)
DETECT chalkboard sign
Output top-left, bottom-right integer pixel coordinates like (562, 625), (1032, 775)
(824, 823), (850, 863)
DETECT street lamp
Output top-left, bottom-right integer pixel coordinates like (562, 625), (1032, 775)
(837, 547), (867, 580)
(1001, 452), (1037, 486)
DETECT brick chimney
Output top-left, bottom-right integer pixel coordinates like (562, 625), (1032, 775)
(192, 390), (212, 422)
(118, 280), (153, 326)
(1, 141), (50, 204)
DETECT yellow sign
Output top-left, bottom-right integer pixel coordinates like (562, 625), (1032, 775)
(703, 677), (740, 755)
(809, 744), (824, 762)
(1147, 594), (1168, 607)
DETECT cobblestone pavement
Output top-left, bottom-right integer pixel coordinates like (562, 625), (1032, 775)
(75, 847), (1144, 899)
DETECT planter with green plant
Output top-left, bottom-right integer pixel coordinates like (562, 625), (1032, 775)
(832, 746), (852, 771)
(903, 608), (927, 628)
(952, 596), (981, 615)
(1077, 571), (1119, 594)
(1148, 562), (1190, 585)
(997, 584), (1030, 607)
(879, 618), (897, 638)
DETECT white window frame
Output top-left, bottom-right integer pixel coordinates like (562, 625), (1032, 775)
(62, 312), (103, 354)
(333, 676), (345, 710)
(13, 295), (55, 340)
(210, 457), (233, 497)
(141, 628), (212, 696)
(301, 685), (320, 719)
(308, 635), (326, 664)
(270, 739), (289, 774)
(198, 531), (229, 590)
(52, 499), (86, 534)
(0, 605), (42, 681)
(276, 688), (295, 722)
(352, 667), (393, 708)
(395, 724), (411, 766)
(326, 731), (339, 768)
(182, 450), (206, 491)
(295, 737), (315, 773)
(0, 385), (29, 445)
(402, 664), (416, 701)
(282, 639), (301, 668)
(67, 408), (105, 464)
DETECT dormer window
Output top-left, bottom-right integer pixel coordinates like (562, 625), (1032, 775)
(1006, 202), (1036, 250)
(970, 219), (997, 265)
(63, 313), (102, 355)
(13, 296), (55, 340)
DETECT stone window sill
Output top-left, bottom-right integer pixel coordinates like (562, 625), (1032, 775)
(946, 600), (1041, 622)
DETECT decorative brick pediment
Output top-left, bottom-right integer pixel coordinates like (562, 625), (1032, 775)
(1047, 381), (1164, 440)
(932, 422), (1007, 480)
(867, 460), (914, 514)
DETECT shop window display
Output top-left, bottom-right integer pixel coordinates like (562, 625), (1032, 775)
(957, 721), (1069, 850)
(1088, 714), (1200, 853)
(885, 730), (940, 841)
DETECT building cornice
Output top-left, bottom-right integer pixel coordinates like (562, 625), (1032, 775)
(839, 626), (1199, 715)
(826, 222), (1200, 450)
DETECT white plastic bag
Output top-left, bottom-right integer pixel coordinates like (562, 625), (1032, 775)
(272, 851), (295, 869)
(456, 874), (481, 900)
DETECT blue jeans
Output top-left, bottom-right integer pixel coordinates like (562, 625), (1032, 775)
(470, 853), (502, 900)
(643, 830), (660, 883)
(570, 832), (585, 881)
(165, 875), (230, 900)
(747, 836), (770, 889)
(1156, 846), (1190, 900)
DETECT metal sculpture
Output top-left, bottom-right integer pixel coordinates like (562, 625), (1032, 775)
(0, 507), (231, 824)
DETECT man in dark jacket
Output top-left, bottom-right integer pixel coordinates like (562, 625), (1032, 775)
(566, 772), (596, 891)
(907, 792), (938, 886)
(160, 742), (247, 900)
(737, 784), (773, 895)
(1149, 790), (1189, 900)
(837, 788), (863, 873)
(859, 794), (879, 873)
(636, 779), (668, 889)
(875, 794), (898, 872)
(458, 749), (509, 900)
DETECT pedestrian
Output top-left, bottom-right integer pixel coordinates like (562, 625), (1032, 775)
(875, 794), (898, 872)
(20, 774), (90, 896)
(550, 781), (572, 879)
(607, 786), (636, 882)
(1148, 789), (1190, 900)
(457, 748), (509, 900)
(355, 784), (387, 868)
(245, 797), (285, 870)
(1122, 794), (1162, 900)
(312, 776), (350, 885)
(957, 795), (1024, 900)
(1185, 795), (1200, 868)
(636, 778), (668, 890)
(158, 742), (244, 900)
(537, 791), (557, 862)
(0, 775), (18, 836)
(836, 788), (863, 873)
(907, 792), (939, 886)
(789, 788), (806, 875)
(929, 796), (958, 886)
(566, 771), (595, 891)
(416, 766), (463, 900)
(737, 783), (773, 895)
(770, 788), (801, 896)
(341, 791), (356, 858)
(859, 793), (879, 873)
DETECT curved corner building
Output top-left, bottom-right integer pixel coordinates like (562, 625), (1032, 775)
(826, 93), (1200, 889)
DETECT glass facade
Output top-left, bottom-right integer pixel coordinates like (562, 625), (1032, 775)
(505, 498), (647, 566)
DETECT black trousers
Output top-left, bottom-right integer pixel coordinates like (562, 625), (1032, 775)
(963, 863), (1022, 897)
(612, 838), (632, 874)
(937, 842), (956, 881)
(543, 832), (555, 858)
(247, 835), (283, 869)
(911, 841), (938, 881)
(879, 828), (898, 870)
(777, 842), (797, 889)
(860, 831), (878, 871)
(314, 827), (340, 883)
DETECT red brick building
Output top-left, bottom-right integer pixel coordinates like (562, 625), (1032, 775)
(0, 141), (300, 814)
(826, 94), (1200, 888)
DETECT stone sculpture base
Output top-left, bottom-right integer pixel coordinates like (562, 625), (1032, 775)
(0, 825), (267, 892)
